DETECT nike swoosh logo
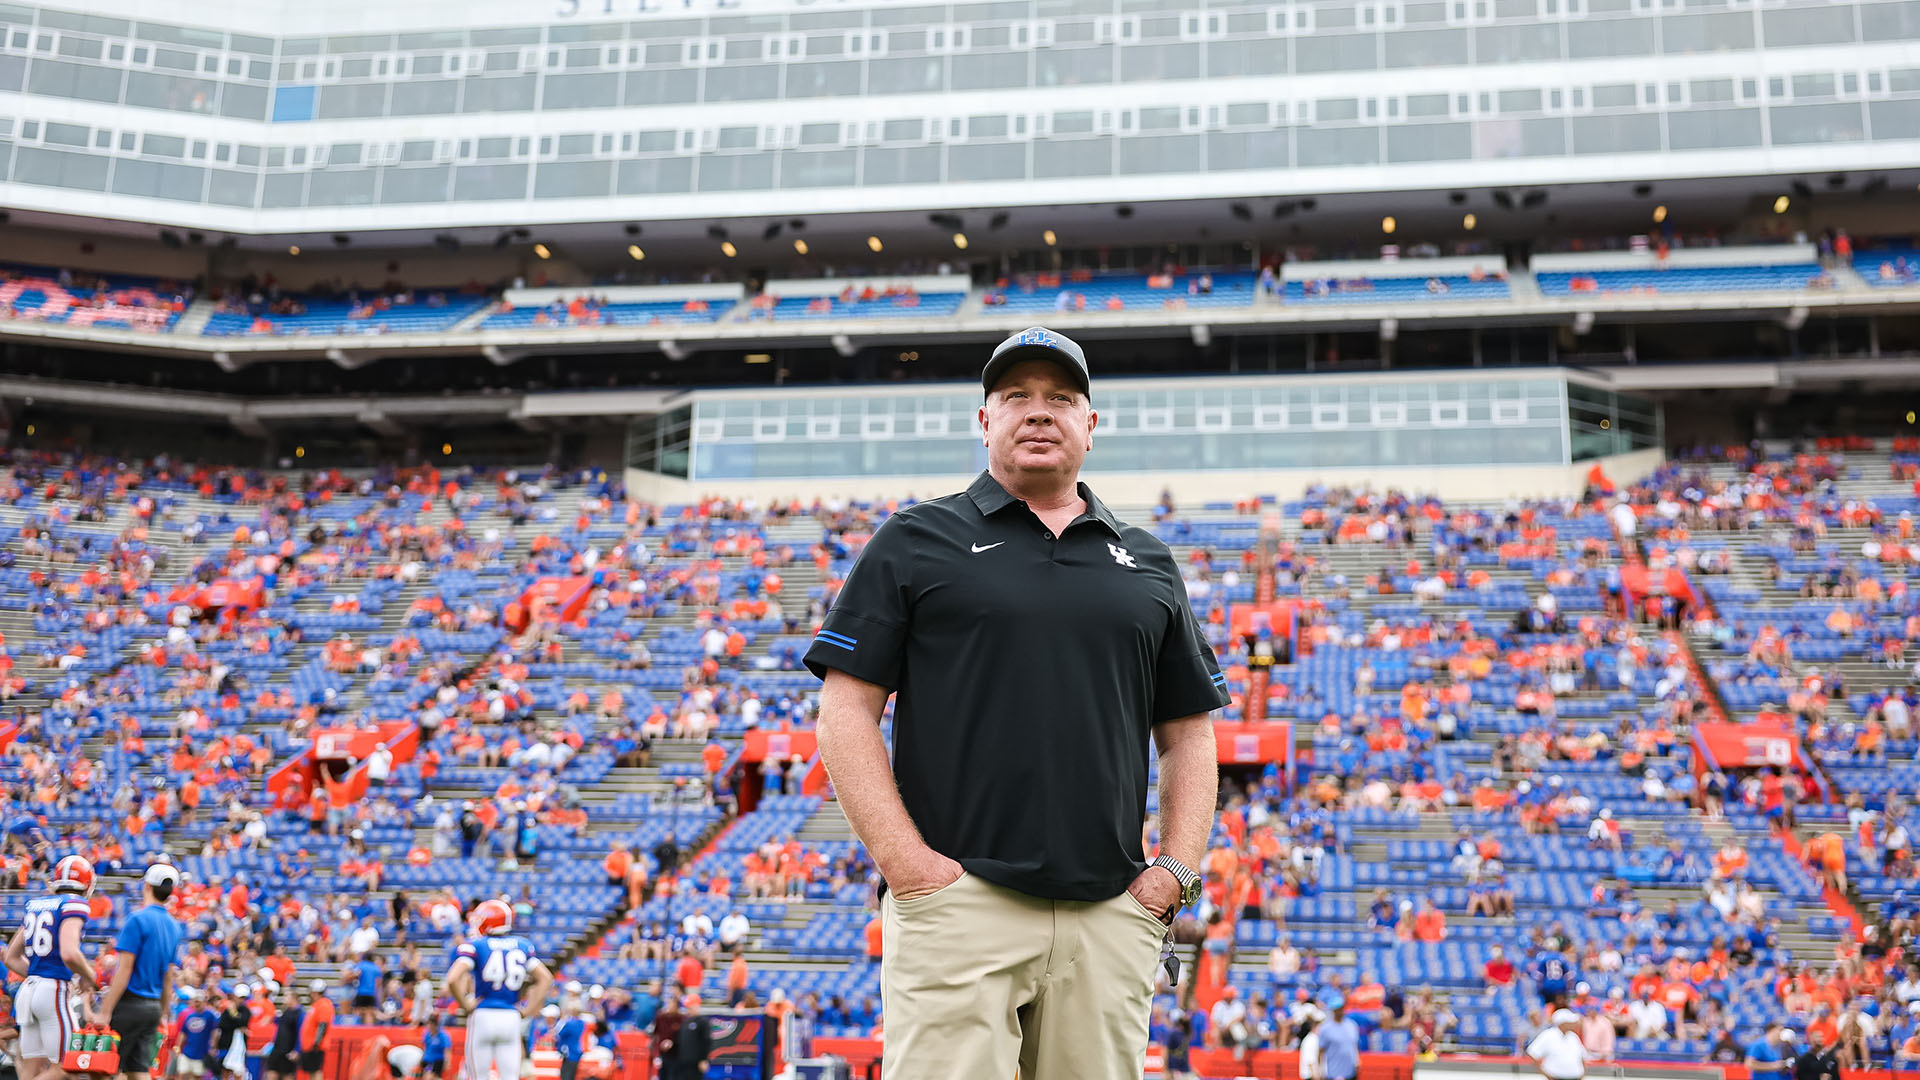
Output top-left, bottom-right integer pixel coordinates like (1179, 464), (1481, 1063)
(970, 542), (1005, 553)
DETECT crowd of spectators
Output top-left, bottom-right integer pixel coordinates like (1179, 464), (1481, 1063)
(8, 438), (1920, 1074)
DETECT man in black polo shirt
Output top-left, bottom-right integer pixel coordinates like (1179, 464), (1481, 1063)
(807, 326), (1228, 1079)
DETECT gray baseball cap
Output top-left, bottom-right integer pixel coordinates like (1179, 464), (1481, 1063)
(982, 326), (1090, 397)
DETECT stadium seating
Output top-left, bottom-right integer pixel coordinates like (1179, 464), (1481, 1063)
(1283, 274), (1511, 304)
(482, 298), (736, 330)
(0, 263), (188, 331)
(204, 292), (489, 336)
(986, 270), (1256, 314)
(1537, 264), (1827, 296)
(8, 443), (1919, 1067)
(1855, 251), (1920, 287)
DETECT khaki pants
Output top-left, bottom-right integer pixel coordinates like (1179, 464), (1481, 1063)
(880, 871), (1166, 1079)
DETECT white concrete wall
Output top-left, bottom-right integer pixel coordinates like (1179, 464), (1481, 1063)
(1532, 244), (1818, 272)
(503, 283), (745, 306)
(627, 446), (1665, 510)
(764, 275), (970, 298)
(1283, 255), (1506, 281)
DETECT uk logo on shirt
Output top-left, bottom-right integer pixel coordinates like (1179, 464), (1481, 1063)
(1108, 543), (1137, 568)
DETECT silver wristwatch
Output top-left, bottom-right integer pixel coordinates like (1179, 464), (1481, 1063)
(1150, 855), (1202, 921)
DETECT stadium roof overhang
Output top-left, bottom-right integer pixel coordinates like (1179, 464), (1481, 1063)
(6, 167), (1918, 263)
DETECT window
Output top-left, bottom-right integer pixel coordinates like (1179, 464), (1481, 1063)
(1491, 398), (1527, 424)
(1095, 16), (1140, 42)
(753, 417), (785, 442)
(929, 25), (970, 52)
(1432, 399), (1466, 426)
(861, 415), (893, 440)
(682, 38), (722, 66)
(1180, 12), (1226, 39)
(1311, 402), (1347, 429)
(1013, 20), (1054, 48)
(915, 413), (949, 436)
(1253, 404), (1289, 430)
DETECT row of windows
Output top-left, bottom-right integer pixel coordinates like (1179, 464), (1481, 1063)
(673, 376), (1596, 479)
(1, 101), (1912, 206)
(9, 0), (1893, 55)
(8, 72), (1914, 164)
(698, 395), (1556, 442)
(696, 378), (1559, 422)
(2, 4), (1916, 119)
(688, 424), (1570, 479)
(41, 63), (1886, 171)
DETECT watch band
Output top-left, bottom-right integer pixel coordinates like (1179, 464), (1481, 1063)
(1150, 855), (1202, 919)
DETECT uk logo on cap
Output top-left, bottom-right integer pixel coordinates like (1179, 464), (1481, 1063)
(1017, 328), (1057, 348)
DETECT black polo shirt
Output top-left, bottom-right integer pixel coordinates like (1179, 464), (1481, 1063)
(803, 470), (1229, 901)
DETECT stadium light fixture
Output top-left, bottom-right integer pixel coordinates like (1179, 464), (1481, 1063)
(1462, 214), (1476, 230)
(1908, 411), (1915, 424)
(442, 443), (453, 456)
(1043, 230), (1057, 246)
(1381, 216), (1396, 234)
(288, 245), (300, 256)
(721, 241), (739, 258)
(628, 245), (645, 261)
(745, 354), (772, 365)
(533, 243), (552, 259)
(1773, 195), (1790, 213)
(866, 236), (883, 252)
(295, 447), (305, 459)
(953, 233), (969, 249)
(793, 239), (809, 255)
(1652, 205), (1668, 224)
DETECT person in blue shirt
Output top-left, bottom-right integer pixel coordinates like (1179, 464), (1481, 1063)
(3, 812), (50, 858)
(178, 991), (220, 1075)
(1746, 1026), (1796, 1074)
(100, 864), (186, 1080)
(418, 1016), (451, 1080)
(1318, 1002), (1363, 1080)
(347, 955), (384, 1024)
(553, 1008), (589, 1080)
(1531, 949), (1572, 1006)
